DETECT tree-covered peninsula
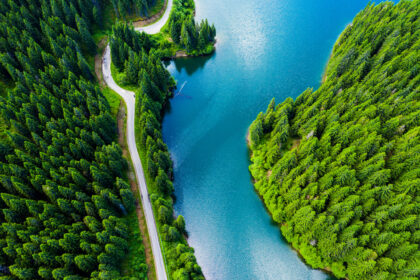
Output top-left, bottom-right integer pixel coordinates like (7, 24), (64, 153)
(166, 0), (216, 55)
(249, 1), (419, 279)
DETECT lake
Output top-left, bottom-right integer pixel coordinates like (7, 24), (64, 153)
(162, 0), (383, 279)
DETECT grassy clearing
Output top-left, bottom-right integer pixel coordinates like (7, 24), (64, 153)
(85, 0), (116, 71)
(116, 99), (157, 280)
(92, 0), (116, 43)
(102, 87), (122, 118)
(111, 63), (140, 92)
(121, 210), (149, 279)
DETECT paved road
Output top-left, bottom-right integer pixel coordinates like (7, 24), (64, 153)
(135, 0), (174, 34)
(102, 1), (174, 278)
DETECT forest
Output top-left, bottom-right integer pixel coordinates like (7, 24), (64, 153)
(0, 0), (150, 279)
(110, 0), (162, 19)
(165, 0), (216, 55)
(0, 0), (216, 277)
(109, 22), (205, 280)
(249, 1), (419, 279)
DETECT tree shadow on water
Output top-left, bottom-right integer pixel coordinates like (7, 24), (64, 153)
(172, 52), (215, 76)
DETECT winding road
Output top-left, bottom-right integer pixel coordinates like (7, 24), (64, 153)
(102, 2), (173, 279)
(135, 0), (174, 34)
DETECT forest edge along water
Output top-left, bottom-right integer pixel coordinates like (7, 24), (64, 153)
(247, 1), (417, 280)
(102, 0), (216, 278)
(162, 0), (399, 279)
(0, 0), (414, 280)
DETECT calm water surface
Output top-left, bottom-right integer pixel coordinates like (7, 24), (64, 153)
(162, 0), (385, 279)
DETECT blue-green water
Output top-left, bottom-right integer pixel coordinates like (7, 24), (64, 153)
(162, 1), (383, 279)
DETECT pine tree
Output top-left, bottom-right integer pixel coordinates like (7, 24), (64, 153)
(75, 15), (96, 55)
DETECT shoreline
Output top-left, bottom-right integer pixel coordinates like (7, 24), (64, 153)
(321, 23), (353, 84)
(246, 128), (345, 280)
(171, 44), (216, 58)
(101, 7), (215, 276)
(244, 24), (359, 280)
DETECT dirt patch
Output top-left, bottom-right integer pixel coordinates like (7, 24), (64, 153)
(246, 130), (254, 157)
(117, 102), (126, 151)
(133, 0), (168, 28)
(95, 38), (107, 87)
(117, 102), (156, 280)
(246, 130), (251, 146)
(175, 50), (188, 58)
(291, 138), (301, 150)
(267, 170), (272, 178)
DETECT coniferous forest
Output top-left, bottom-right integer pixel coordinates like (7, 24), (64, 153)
(109, 22), (205, 280)
(167, 0), (216, 55)
(0, 0), (147, 279)
(110, 0), (159, 19)
(249, 1), (419, 280)
(1, 0), (418, 279)
(0, 0), (214, 278)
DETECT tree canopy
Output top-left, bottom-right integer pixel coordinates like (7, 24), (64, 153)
(110, 0), (160, 19)
(0, 0), (147, 279)
(249, 1), (419, 279)
(109, 21), (204, 280)
(167, 0), (216, 55)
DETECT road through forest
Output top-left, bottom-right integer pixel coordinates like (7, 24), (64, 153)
(101, 2), (173, 278)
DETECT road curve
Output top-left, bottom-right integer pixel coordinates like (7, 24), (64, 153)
(102, 1), (174, 278)
(135, 0), (174, 34)
(102, 46), (168, 280)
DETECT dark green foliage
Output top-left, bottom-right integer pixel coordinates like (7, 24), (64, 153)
(110, 22), (152, 71)
(167, 0), (216, 54)
(75, 15), (97, 55)
(0, 0), (146, 279)
(110, 21), (204, 280)
(111, 0), (157, 19)
(249, 2), (419, 280)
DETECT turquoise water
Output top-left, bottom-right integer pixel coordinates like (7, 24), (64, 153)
(162, 1), (384, 279)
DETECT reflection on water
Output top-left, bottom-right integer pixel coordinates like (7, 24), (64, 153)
(173, 53), (215, 75)
(162, 0), (382, 279)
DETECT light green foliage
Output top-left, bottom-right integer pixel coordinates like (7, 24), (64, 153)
(249, 1), (419, 280)
(120, 211), (149, 279)
(101, 88), (122, 118)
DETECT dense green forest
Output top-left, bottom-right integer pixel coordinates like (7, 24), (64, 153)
(0, 0), (149, 279)
(110, 0), (162, 19)
(249, 1), (419, 280)
(110, 22), (205, 280)
(166, 0), (216, 55)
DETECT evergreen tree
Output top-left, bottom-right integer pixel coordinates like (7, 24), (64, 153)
(248, 2), (420, 279)
(75, 15), (96, 55)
